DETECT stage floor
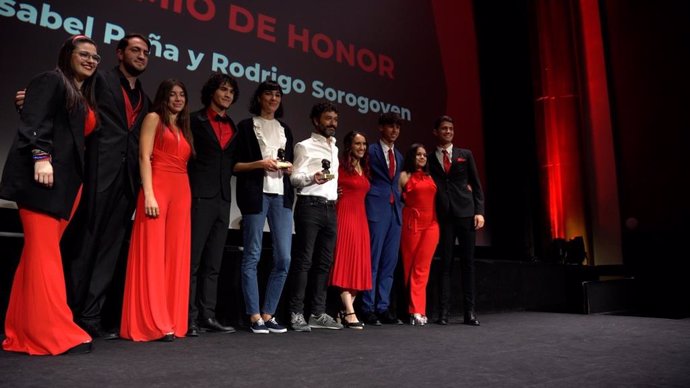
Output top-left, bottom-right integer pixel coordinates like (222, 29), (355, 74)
(1, 311), (689, 387)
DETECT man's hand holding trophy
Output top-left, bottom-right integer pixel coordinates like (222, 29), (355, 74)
(321, 159), (335, 180)
(314, 159), (334, 184)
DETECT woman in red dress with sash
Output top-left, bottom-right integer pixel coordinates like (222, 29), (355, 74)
(1, 35), (100, 355)
(399, 144), (439, 326)
(329, 131), (371, 329)
(120, 79), (193, 342)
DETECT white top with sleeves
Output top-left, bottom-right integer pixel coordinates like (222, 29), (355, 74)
(253, 116), (287, 195)
(290, 132), (339, 201)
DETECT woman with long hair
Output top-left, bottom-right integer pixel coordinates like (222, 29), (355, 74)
(120, 79), (194, 342)
(399, 143), (439, 326)
(329, 130), (371, 329)
(1, 35), (100, 355)
(233, 80), (294, 334)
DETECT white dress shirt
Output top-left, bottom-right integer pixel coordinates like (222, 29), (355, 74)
(291, 132), (339, 201)
(381, 141), (396, 172)
(436, 143), (453, 167)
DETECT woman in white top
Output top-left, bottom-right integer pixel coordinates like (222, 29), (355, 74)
(233, 81), (294, 334)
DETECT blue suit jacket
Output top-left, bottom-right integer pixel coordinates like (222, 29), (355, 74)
(365, 141), (404, 224)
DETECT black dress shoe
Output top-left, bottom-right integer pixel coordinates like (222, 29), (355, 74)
(63, 342), (93, 355)
(364, 312), (382, 326)
(199, 317), (236, 333)
(101, 330), (119, 341)
(437, 310), (449, 325)
(379, 311), (404, 325)
(157, 333), (175, 342)
(186, 323), (200, 337)
(463, 312), (480, 326)
(79, 320), (119, 340)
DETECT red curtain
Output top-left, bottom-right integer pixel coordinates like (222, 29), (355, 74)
(532, 0), (587, 242)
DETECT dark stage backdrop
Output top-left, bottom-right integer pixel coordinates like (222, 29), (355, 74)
(0, 0), (486, 238)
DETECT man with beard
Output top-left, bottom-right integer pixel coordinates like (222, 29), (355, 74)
(287, 102), (343, 331)
(59, 34), (152, 339)
(186, 73), (239, 336)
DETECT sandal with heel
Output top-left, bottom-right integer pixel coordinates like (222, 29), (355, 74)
(340, 312), (364, 330)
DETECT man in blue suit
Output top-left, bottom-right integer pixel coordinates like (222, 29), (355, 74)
(362, 112), (405, 325)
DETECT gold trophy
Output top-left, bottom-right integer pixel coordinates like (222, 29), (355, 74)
(321, 159), (334, 180)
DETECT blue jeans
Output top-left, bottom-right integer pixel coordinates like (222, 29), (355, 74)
(241, 194), (293, 316)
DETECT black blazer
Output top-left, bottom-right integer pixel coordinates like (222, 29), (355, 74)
(429, 147), (485, 218)
(188, 109), (237, 201)
(90, 67), (150, 197)
(233, 117), (294, 215)
(0, 71), (86, 220)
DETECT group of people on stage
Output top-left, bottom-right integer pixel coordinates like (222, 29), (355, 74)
(0, 34), (485, 356)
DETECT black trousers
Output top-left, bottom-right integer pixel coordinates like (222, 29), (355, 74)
(61, 164), (135, 327)
(189, 194), (230, 323)
(437, 215), (476, 314)
(288, 196), (337, 316)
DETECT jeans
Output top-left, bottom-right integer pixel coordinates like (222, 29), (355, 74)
(241, 194), (293, 316)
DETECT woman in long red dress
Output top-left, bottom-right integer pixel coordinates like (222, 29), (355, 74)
(120, 79), (193, 342)
(329, 131), (371, 329)
(1, 35), (100, 355)
(399, 144), (439, 326)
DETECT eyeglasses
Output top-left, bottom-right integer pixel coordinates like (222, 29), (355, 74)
(75, 50), (101, 63)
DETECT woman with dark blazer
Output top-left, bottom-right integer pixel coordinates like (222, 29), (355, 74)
(0, 35), (100, 355)
(233, 80), (294, 334)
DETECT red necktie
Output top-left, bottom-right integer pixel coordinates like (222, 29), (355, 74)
(443, 150), (451, 174)
(388, 148), (395, 203)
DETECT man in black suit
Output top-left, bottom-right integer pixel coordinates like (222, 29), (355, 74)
(59, 34), (152, 338)
(428, 115), (485, 326)
(186, 73), (239, 336)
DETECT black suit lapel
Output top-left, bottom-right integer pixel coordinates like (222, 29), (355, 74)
(105, 69), (128, 129)
(224, 119), (237, 150)
(201, 116), (221, 149)
(429, 151), (442, 174)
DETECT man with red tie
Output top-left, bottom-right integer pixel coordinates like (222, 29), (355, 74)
(186, 73), (240, 336)
(429, 115), (485, 326)
(362, 112), (405, 325)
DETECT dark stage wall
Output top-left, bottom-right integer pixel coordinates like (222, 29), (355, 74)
(472, 0), (690, 316)
(600, 0), (690, 317)
(0, 0), (487, 239)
